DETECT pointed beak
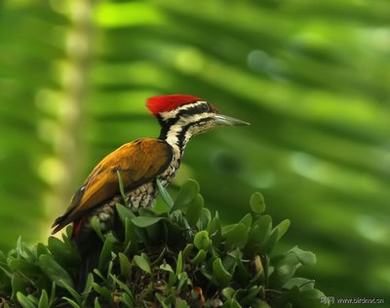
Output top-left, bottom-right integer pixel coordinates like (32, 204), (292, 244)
(213, 114), (250, 126)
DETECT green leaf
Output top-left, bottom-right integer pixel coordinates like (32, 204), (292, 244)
(62, 297), (81, 308)
(248, 215), (272, 252)
(152, 198), (171, 215)
(94, 298), (102, 308)
(49, 282), (56, 306)
(48, 236), (79, 266)
(131, 216), (162, 228)
(119, 252), (132, 277)
(274, 262), (296, 285)
(182, 244), (194, 259)
(16, 292), (36, 308)
(224, 298), (242, 308)
(160, 263), (174, 273)
(177, 271), (190, 291)
(212, 258), (232, 286)
(175, 298), (189, 308)
(60, 279), (81, 303)
(65, 226), (74, 241)
(16, 237), (30, 259)
(90, 216), (104, 241)
(98, 233), (117, 271)
(0, 251), (6, 265)
(290, 247), (317, 266)
(263, 228), (279, 253)
(255, 300), (272, 308)
(123, 218), (136, 252)
(240, 285), (261, 305)
(92, 282), (112, 301)
(157, 179), (174, 208)
(82, 273), (94, 300)
(194, 230), (211, 250)
(299, 288), (328, 307)
(207, 211), (222, 235)
(121, 292), (134, 307)
(38, 290), (49, 308)
(36, 243), (50, 256)
(239, 214), (253, 228)
(155, 292), (170, 308)
(224, 223), (249, 249)
(283, 277), (315, 290)
(249, 192), (265, 214)
(176, 251), (184, 274)
(133, 254), (151, 274)
(38, 254), (74, 289)
(235, 258), (251, 283)
(222, 252), (239, 273)
(110, 274), (133, 297)
(190, 249), (207, 265)
(116, 169), (127, 203)
(115, 203), (136, 224)
(8, 258), (40, 277)
(173, 179), (199, 210)
(186, 194), (204, 226)
(275, 219), (290, 241)
(197, 208), (212, 230)
(222, 287), (235, 299)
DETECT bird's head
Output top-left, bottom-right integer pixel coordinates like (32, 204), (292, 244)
(147, 95), (249, 145)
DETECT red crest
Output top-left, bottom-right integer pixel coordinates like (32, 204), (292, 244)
(147, 94), (202, 115)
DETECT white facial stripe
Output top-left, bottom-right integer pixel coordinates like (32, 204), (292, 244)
(182, 112), (214, 124)
(165, 112), (214, 149)
(159, 101), (208, 119)
(165, 123), (182, 147)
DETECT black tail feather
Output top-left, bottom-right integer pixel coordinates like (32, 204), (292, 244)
(74, 230), (102, 291)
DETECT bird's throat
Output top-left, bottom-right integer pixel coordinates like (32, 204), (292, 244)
(159, 121), (191, 157)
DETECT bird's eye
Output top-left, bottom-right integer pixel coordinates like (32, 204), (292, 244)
(194, 103), (209, 113)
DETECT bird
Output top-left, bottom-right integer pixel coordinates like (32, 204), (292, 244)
(51, 94), (249, 250)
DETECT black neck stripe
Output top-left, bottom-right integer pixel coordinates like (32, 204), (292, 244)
(177, 117), (213, 152)
(158, 102), (210, 140)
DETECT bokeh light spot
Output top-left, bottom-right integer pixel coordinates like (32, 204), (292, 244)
(38, 157), (66, 185)
(175, 48), (205, 75)
(249, 171), (275, 189)
(356, 215), (389, 244)
(247, 49), (270, 73)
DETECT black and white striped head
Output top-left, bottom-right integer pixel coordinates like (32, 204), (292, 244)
(147, 94), (249, 150)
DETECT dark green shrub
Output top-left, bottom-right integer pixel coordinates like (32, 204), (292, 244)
(0, 179), (328, 307)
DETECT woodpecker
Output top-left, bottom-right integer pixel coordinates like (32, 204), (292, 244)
(52, 94), (249, 240)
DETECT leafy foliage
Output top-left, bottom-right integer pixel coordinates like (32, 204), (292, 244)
(0, 180), (327, 307)
(1, 0), (389, 303)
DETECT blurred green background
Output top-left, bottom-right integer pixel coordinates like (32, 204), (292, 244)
(1, 0), (389, 304)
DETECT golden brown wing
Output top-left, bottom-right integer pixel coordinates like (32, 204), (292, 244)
(52, 138), (172, 233)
